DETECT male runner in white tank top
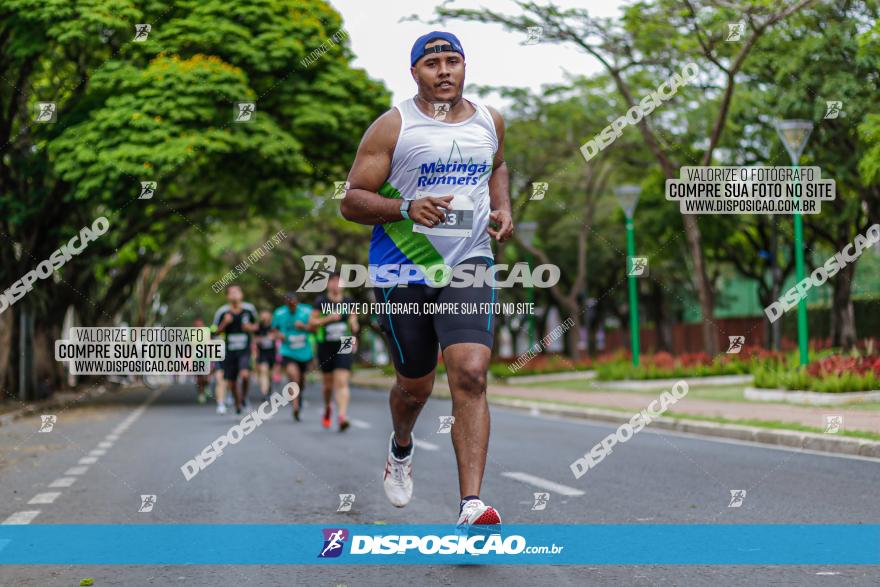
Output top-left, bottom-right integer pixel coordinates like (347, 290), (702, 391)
(341, 31), (513, 528)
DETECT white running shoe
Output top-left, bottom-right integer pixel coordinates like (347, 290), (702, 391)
(216, 403), (227, 415)
(383, 433), (413, 508)
(456, 499), (501, 528)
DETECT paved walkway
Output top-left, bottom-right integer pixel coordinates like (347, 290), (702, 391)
(353, 372), (880, 435)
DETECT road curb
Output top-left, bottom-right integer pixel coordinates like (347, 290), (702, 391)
(0, 385), (108, 428)
(489, 397), (880, 459)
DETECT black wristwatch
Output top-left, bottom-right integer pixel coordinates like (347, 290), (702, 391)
(400, 199), (411, 220)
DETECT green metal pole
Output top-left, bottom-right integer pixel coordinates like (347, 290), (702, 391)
(792, 162), (809, 366)
(626, 220), (640, 367)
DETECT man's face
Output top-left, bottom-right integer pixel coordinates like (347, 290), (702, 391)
(411, 39), (465, 103)
(260, 311), (271, 324)
(226, 286), (243, 304)
(328, 276), (342, 297)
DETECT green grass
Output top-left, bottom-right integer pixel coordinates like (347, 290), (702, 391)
(518, 380), (753, 402)
(753, 364), (880, 393)
(662, 411), (880, 442)
(515, 379), (880, 411)
(595, 361), (752, 381)
(492, 394), (880, 442)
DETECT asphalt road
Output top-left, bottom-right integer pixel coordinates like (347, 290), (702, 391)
(0, 379), (878, 586)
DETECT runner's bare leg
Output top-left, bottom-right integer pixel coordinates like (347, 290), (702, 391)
(388, 370), (435, 448)
(442, 343), (491, 498)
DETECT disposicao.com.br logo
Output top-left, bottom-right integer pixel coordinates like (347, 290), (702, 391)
(317, 528), (563, 558)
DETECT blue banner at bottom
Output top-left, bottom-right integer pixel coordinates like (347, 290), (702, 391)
(0, 525), (877, 565)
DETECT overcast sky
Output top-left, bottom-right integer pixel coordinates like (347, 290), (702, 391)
(327, 0), (626, 108)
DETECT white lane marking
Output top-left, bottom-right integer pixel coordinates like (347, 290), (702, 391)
(106, 435), (119, 441)
(98, 441), (113, 449)
(349, 419), (371, 429)
(500, 407), (880, 464)
(49, 477), (77, 488)
(501, 471), (586, 497)
(815, 572), (840, 576)
(10, 388), (162, 524)
(28, 492), (61, 505)
(2, 511), (41, 525)
(413, 438), (440, 451)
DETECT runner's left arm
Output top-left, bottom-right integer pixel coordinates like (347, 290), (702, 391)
(486, 106), (513, 243)
(242, 309), (259, 332)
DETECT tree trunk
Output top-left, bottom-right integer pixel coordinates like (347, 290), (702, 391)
(0, 308), (14, 397)
(649, 281), (673, 353)
(830, 262), (857, 348)
(32, 319), (64, 399)
(565, 314), (581, 361)
(682, 215), (717, 354)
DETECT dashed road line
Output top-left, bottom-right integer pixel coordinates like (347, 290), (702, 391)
(5, 387), (163, 526)
(1, 511), (41, 525)
(413, 438), (440, 451)
(349, 418), (372, 429)
(28, 492), (61, 505)
(501, 471), (586, 497)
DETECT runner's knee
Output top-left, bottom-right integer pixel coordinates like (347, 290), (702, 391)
(450, 364), (486, 395)
(394, 373), (433, 403)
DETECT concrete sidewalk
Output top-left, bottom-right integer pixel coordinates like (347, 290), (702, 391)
(352, 371), (880, 458)
(495, 383), (880, 435)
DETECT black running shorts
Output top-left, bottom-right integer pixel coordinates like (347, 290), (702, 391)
(280, 356), (310, 374)
(317, 342), (355, 373)
(222, 350), (252, 381)
(373, 256), (496, 379)
(257, 347), (276, 366)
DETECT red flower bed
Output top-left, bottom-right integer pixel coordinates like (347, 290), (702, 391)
(806, 355), (880, 378)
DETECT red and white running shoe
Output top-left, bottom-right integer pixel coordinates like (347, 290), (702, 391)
(456, 499), (501, 528)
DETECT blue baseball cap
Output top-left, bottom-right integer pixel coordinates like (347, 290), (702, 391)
(410, 31), (465, 67)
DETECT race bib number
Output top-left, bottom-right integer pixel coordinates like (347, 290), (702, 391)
(412, 193), (474, 238)
(258, 336), (274, 350)
(227, 333), (248, 351)
(287, 334), (307, 349)
(325, 322), (347, 342)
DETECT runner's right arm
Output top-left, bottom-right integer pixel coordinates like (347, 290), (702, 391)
(341, 109), (452, 227)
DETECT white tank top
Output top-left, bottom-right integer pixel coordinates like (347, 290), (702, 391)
(369, 96), (498, 286)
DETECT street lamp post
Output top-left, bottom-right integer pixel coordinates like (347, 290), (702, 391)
(615, 185), (641, 367)
(519, 221), (538, 350)
(774, 119), (813, 366)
